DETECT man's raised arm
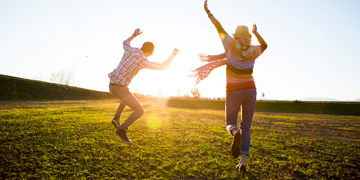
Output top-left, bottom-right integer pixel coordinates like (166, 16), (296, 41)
(123, 29), (143, 51)
(143, 49), (179, 70)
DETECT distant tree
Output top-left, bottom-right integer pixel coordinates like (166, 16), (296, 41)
(50, 70), (73, 86)
(291, 99), (302, 103)
(183, 93), (191, 99)
(190, 87), (201, 99)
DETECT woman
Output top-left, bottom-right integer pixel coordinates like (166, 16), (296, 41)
(191, 0), (268, 172)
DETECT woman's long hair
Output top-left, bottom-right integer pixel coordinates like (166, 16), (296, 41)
(230, 34), (252, 58)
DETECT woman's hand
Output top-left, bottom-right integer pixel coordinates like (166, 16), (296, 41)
(199, 53), (210, 62)
(252, 23), (267, 46)
(252, 24), (257, 33)
(134, 28), (143, 36)
(204, 0), (209, 13)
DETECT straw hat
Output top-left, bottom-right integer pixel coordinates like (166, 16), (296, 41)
(233, 25), (250, 39)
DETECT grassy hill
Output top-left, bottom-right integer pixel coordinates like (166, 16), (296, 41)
(0, 74), (115, 101)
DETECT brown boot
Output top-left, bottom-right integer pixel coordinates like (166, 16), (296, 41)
(231, 131), (241, 158)
(111, 119), (120, 129)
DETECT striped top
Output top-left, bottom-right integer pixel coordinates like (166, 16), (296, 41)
(214, 22), (267, 92)
(108, 40), (169, 86)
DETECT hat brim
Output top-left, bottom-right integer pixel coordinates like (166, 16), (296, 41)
(233, 34), (251, 39)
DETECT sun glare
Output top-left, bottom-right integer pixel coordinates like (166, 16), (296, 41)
(145, 114), (163, 129)
(129, 54), (195, 98)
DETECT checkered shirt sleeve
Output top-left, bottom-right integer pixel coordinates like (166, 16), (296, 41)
(141, 60), (167, 70)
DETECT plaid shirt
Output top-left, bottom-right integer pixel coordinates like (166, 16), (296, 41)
(108, 40), (168, 86)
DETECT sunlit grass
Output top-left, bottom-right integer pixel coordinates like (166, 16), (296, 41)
(1, 99), (359, 179)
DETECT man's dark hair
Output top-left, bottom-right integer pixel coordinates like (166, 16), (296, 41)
(141, 42), (155, 54)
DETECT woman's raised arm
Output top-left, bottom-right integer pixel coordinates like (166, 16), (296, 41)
(252, 24), (267, 47)
(204, 0), (220, 26)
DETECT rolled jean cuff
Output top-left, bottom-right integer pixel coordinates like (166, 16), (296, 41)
(226, 124), (239, 136)
(240, 151), (250, 156)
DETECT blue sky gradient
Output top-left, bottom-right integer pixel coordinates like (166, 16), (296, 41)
(1, 0), (359, 100)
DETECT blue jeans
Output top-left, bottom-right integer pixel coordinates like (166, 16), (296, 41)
(226, 89), (257, 155)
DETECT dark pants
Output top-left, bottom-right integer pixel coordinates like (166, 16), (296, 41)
(109, 84), (144, 130)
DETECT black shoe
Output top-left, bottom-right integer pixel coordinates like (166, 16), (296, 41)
(231, 131), (241, 158)
(111, 119), (120, 129)
(115, 129), (131, 144)
(236, 164), (247, 172)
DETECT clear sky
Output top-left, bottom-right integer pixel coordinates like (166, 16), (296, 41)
(1, 0), (360, 101)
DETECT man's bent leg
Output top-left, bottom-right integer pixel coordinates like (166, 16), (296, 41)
(115, 102), (126, 120)
(110, 84), (144, 143)
(109, 84), (144, 130)
(118, 94), (144, 131)
(109, 85), (129, 129)
(110, 102), (126, 129)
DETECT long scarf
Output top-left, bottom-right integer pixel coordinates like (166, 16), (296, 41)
(189, 39), (253, 85)
(188, 59), (226, 85)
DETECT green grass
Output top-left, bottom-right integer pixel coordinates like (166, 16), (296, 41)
(1, 99), (359, 179)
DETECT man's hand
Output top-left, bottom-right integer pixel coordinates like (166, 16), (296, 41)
(127, 28), (142, 42)
(204, 0), (209, 12)
(252, 24), (257, 33)
(134, 28), (142, 36)
(173, 48), (179, 55)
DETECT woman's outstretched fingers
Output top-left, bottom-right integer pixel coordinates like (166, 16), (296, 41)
(252, 24), (257, 33)
(198, 54), (209, 62)
(204, 0), (209, 12)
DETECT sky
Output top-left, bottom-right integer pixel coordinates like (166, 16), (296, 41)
(1, 0), (360, 101)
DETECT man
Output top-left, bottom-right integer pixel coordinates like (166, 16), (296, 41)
(108, 28), (179, 143)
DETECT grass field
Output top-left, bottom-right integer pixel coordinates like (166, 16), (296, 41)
(1, 99), (360, 179)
